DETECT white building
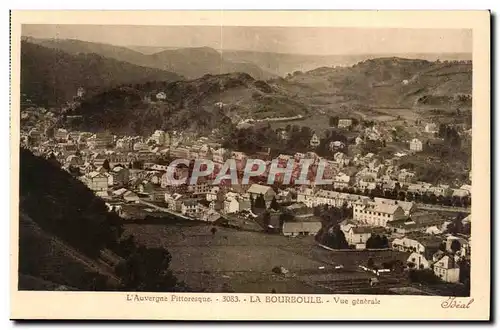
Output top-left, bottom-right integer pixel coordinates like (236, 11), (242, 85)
(156, 92), (167, 100)
(309, 134), (320, 148)
(353, 201), (406, 227)
(409, 138), (423, 152)
(425, 123), (438, 134)
(84, 172), (108, 192)
(151, 130), (169, 146)
(338, 118), (353, 128)
(433, 255), (460, 283)
(54, 128), (68, 141)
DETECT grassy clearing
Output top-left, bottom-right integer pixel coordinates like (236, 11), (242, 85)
(123, 223), (410, 293)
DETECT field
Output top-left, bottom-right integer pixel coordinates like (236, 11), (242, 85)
(123, 222), (410, 294)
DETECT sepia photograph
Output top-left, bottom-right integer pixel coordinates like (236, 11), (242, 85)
(10, 10), (490, 320)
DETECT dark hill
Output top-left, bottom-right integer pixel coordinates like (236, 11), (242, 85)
(18, 149), (187, 292)
(68, 72), (310, 135)
(18, 148), (124, 290)
(26, 38), (274, 80)
(20, 41), (183, 107)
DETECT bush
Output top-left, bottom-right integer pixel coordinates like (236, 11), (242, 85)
(272, 266), (282, 274)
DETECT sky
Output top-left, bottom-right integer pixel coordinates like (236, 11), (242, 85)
(22, 25), (472, 55)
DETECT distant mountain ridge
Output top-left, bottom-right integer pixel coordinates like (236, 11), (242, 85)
(24, 37), (274, 80)
(24, 36), (471, 79)
(20, 40), (182, 107)
(222, 50), (472, 77)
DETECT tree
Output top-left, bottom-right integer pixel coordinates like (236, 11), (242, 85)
(450, 240), (461, 254)
(329, 116), (339, 127)
(392, 260), (404, 273)
(316, 225), (349, 249)
(255, 194), (266, 209)
(102, 159), (111, 171)
(447, 215), (464, 235)
(115, 246), (178, 291)
(380, 235), (389, 249)
(270, 196), (279, 211)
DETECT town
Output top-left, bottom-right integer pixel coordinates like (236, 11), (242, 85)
(20, 89), (472, 295)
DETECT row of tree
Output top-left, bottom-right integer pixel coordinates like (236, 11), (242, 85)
(328, 185), (471, 208)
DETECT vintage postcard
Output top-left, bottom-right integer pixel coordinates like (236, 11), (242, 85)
(10, 10), (490, 320)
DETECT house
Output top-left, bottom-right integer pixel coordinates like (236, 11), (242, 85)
(204, 186), (220, 201)
(329, 141), (345, 151)
(392, 235), (442, 256)
(181, 199), (200, 216)
(247, 184), (276, 204)
(452, 188), (470, 198)
(407, 252), (432, 269)
(84, 172), (108, 192)
(296, 188), (315, 207)
(309, 134), (320, 148)
(460, 184), (472, 194)
(353, 201), (406, 227)
(54, 128), (68, 141)
(409, 138), (423, 152)
(164, 193), (183, 212)
(373, 198), (416, 216)
(145, 171), (163, 185)
(427, 184), (453, 197)
(425, 123), (438, 134)
(333, 152), (350, 167)
(156, 92), (167, 100)
(343, 226), (372, 249)
(398, 170), (416, 183)
(333, 172), (351, 189)
(407, 182), (432, 194)
(223, 195), (240, 214)
(193, 180), (213, 196)
(433, 255), (460, 283)
(358, 174), (377, 190)
(338, 118), (353, 128)
(282, 216), (322, 237)
(425, 226), (443, 235)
